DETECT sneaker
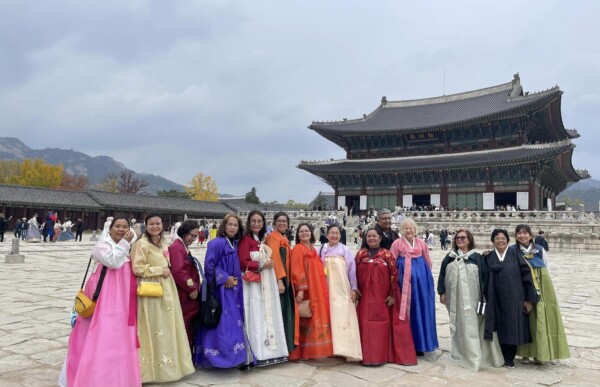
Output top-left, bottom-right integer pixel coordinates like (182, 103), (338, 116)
(504, 361), (515, 369)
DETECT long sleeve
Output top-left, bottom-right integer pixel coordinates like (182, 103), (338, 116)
(169, 241), (197, 294)
(291, 245), (308, 291)
(384, 250), (398, 298)
(93, 239), (131, 269)
(437, 255), (450, 295)
(131, 239), (164, 277)
(517, 252), (538, 303)
(343, 246), (358, 291)
(265, 233), (286, 280)
(238, 236), (260, 272)
(390, 238), (402, 259)
(421, 239), (432, 269)
(204, 239), (230, 287)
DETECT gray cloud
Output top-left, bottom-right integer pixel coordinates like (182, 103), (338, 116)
(0, 0), (598, 202)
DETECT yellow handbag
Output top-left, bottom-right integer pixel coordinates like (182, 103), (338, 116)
(74, 255), (108, 318)
(137, 278), (163, 297)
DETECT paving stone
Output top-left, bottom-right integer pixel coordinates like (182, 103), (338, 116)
(258, 361), (317, 379)
(312, 369), (369, 386)
(386, 359), (434, 374)
(180, 368), (242, 385)
(30, 348), (67, 366)
(504, 367), (563, 385)
(330, 363), (405, 383)
(567, 335), (600, 348)
(5, 338), (64, 355)
(0, 353), (38, 373)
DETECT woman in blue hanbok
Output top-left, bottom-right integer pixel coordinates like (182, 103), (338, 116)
(25, 214), (41, 242)
(57, 219), (76, 241)
(193, 214), (247, 368)
(390, 218), (438, 355)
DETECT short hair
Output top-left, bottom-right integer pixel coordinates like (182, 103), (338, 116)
(400, 218), (418, 234)
(295, 222), (315, 244)
(452, 228), (475, 251)
(273, 211), (289, 225)
(327, 224), (341, 234)
(218, 213), (244, 240)
(177, 220), (199, 239)
(143, 213), (164, 244)
(490, 229), (510, 243)
(378, 208), (392, 216)
(539, 230), (544, 235)
(109, 216), (130, 229)
(245, 210), (267, 240)
(360, 226), (382, 249)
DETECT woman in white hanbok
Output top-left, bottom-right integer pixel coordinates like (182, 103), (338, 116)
(25, 214), (41, 242)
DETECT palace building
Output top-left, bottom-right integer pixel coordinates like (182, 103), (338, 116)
(298, 74), (589, 211)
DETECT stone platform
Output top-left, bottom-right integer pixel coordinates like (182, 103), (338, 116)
(0, 235), (599, 386)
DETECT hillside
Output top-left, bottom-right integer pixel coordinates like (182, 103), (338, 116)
(0, 137), (184, 194)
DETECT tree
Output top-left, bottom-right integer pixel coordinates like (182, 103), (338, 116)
(59, 171), (89, 191)
(117, 170), (149, 194)
(286, 199), (310, 209)
(313, 193), (329, 210)
(245, 187), (260, 204)
(185, 172), (218, 201)
(158, 189), (189, 198)
(96, 170), (148, 194)
(0, 159), (62, 188)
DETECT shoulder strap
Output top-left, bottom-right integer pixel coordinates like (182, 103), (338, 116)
(92, 266), (108, 302)
(319, 244), (325, 257)
(80, 255), (93, 289)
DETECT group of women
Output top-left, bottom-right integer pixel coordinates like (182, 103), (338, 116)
(59, 210), (570, 387)
(437, 225), (569, 371)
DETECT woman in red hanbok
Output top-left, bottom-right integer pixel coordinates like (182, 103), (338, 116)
(355, 227), (417, 365)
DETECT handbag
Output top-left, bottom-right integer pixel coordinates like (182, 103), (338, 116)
(199, 264), (222, 328)
(298, 299), (312, 318)
(242, 270), (261, 282)
(137, 277), (163, 297)
(74, 255), (108, 318)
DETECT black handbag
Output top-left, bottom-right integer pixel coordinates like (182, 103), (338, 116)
(199, 263), (222, 328)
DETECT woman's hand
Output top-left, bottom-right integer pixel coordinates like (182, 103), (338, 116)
(351, 290), (359, 303)
(190, 290), (199, 300)
(263, 260), (274, 269)
(162, 267), (171, 278)
(440, 294), (447, 305)
(385, 296), (395, 306)
(278, 279), (285, 294)
(524, 301), (532, 314)
(296, 290), (304, 302)
(225, 276), (237, 288)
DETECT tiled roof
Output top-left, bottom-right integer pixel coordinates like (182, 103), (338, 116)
(220, 200), (297, 213)
(299, 141), (576, 174)
(310, 75), (562, 134)
(0, 185), (102, 209)
(87, 190), (230, 216)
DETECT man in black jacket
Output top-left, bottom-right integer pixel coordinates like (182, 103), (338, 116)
(374, 208), (399, 250)
(534, 230), (549, 251)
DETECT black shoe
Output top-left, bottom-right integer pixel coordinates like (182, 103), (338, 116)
(416, 351), (424, 356)
(504, 361), (515, 369)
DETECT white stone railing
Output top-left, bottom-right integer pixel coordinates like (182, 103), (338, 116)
(396, 210), (598, 224)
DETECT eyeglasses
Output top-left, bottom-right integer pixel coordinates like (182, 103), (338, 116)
(455, 236), (468, 240)
(275, 220), (288, 224)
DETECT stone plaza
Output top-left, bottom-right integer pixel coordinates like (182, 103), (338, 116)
(1, 235), (600, 386)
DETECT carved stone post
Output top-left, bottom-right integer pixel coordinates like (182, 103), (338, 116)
(5, 238), (25, 263)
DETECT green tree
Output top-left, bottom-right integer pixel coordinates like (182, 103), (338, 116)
(245, 187), (260, 204)
(158, 189), (189, 198)
(313, 193), (328, 210)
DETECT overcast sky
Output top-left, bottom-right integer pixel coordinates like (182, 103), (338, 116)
(1, 0), (598, 202)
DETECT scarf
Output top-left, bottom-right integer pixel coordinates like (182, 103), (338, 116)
(397, 237), (432, 320)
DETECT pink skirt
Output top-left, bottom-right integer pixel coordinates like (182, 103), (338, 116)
(66, 262), (141, 387)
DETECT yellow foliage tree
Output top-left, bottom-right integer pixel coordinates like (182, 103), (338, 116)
(185, 172), (218, 202)
(0, 159), (63, 188)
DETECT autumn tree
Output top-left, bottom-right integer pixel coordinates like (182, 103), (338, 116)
(95, 172), (119, 192)
(0, 159), (62, 188)
(245, 187), (260, 204)
(185, 172), (218, 201)
(96, 170), (148, 194)
(158, 189), (189, 198)
(59, 171), (89, 191)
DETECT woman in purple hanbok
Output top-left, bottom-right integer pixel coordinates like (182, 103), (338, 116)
(193, 214), (247, 368)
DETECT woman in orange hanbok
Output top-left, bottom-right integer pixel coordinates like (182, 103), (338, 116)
(265, 212), (299, 353)
(289, 223), (333, 360)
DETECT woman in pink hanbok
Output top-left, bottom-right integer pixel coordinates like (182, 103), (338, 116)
(60, 217), (141, 387)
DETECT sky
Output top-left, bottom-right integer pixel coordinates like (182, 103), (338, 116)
(0, 0), (598, 203)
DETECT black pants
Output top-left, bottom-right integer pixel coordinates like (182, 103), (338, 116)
(0, 232), (4, 242)
(76, 230), (83, 241)
(500, 344), (517, 364)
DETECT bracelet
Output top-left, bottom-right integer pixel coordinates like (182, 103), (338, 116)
(258, 262), (264, 272)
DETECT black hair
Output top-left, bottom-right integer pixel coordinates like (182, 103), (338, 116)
(109, 216), (130, 229)
(273, 211), (290, 226)
(245, 210), (267, 240)
(177, 220), (199, 239)
(361, 227), (382, 249)
(218, 213), (244, 240)
(515, 224), (534, 246)
(490, 228), (510, 243)
(326, 224), (341, 234)
(295, 222), (315, 244)
(144, 212), (164, 247)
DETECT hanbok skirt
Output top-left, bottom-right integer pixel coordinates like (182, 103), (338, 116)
(58, 229), (75, 241)
(62, 263), (140, 387)
(25, 226), (41, 242)
(194, 283), (247, 368)
(398, 256), (439, 352)
(517, 267), (570, 361)
(243, 267), (288, 365)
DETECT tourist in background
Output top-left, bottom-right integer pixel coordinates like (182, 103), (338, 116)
(375, 209), (399, 249)
(169, 220), (202, 348)
(132, 213), (194, 382)
(14, 217), (22, 239)
(484, 229), (537, 369)
(208, 223), (218, 241)
(289, 223), (333, 360)
(25, 213), (41, 242)
(0, 213), (9, 242)
(60, 217), (140, 387)
(534, 230), (549, 252)
(513, 224), (569, 363)
(238, 210), (288, 366)
(58, 218), (75, 241)
(390, 218), (438, 356)
(355, 227), (416, 365)
(75, 218), (84, 242)
(53, 219), (62, 241)
(194, 214), (247, 369)
(437, 228), (503, 371)
(318, 224), (362, 360)
(265, 212), (299, 354)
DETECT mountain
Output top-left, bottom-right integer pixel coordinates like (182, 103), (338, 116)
(0, 137), (184, 194)
(557, 178), (600, 211)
